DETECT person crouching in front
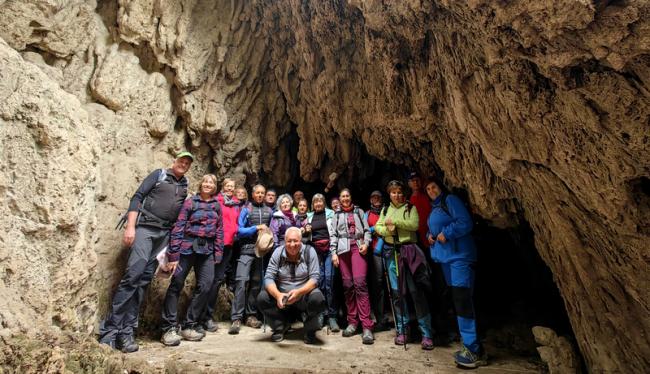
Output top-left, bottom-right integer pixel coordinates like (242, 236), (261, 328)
(257, 227), (326, 344)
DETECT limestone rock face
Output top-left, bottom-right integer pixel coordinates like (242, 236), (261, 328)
(0, 1), (648, 373)
(0, 37), (100, 333)
(259, 2), (650, 372)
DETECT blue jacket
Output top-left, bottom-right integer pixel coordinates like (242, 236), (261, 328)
(427, 194), (477, 263)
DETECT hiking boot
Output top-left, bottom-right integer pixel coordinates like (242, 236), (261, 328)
(116, 334), (139, 353)
(362, 329), (374, 345)
(421, 337), (434, 350)
(454, 345), (488, 368)
(180, 327), (204, 341)
(228, 320), (241, 335)
(195, 324), (206, 336)
(304, 330), (317, 344)
(245, 316), (262, 329)
(342, 324), (357, 337)
(328, 317), (340, 332)
(271, 329), (285, 342)
(161, 329), (181, 347)
(394, 333), (407, 346)
(98, 334), (116, 350)
(203, 319), (218, 333)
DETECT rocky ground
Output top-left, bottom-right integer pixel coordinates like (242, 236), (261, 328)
(130, 322), (543, 373)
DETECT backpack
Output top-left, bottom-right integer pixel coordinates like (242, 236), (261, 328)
(189, 196), (221, 218)
(334, 207), (365, 230)
(277, 244), (313, 275)
(115, 169), (169, 230)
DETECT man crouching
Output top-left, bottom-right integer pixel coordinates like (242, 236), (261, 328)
(257, 227), (326, 344)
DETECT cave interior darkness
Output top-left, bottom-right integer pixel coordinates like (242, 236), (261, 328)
(254, 129), (576, 360)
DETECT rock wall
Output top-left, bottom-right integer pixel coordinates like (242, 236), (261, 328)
(0, 1), (647, 372)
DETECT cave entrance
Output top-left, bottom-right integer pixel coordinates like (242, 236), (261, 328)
(280, 143), (576, 365)
(472, 215), (575, 358)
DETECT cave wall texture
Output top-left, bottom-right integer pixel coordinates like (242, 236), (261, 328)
(0, 0), (648, 372)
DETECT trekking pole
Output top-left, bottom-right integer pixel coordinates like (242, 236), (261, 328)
(393, 235), (407, 351)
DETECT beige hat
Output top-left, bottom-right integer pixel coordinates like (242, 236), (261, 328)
(255, 228), (275, 258)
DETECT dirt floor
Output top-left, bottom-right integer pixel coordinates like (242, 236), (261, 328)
(130, 322), (543, 373)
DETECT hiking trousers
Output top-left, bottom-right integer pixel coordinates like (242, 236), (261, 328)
(257, 288), (326, 333)
(441, 260), (481, 353)
(201, 245), (233, 323)
(161, 253), (214, 331)
(386, 252), (433, 338)
(338, 244), (373, 330)
(231, 253), (262, 321)
(100, 226), (168, 341)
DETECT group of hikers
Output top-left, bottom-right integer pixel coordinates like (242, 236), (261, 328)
(98, 152), (488, 369)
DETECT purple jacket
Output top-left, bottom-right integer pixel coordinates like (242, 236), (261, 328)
(168, 194), (224, 262)
(270, 210), (298, 247)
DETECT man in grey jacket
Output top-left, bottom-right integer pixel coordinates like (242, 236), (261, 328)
(257, 227), (326, 344)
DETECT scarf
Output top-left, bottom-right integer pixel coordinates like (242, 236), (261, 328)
(221, 192), (238, 207)
(369, 205), (382, 215)
(282, 209), (296, 226)
(341, 204), (354, 213)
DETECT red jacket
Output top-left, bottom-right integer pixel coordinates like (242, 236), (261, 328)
(217, 193), (240, 246)
(366, 209), (381, 250)
(410, 191), (431, 246)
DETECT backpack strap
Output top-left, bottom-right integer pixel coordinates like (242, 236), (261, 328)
(155, 168), (167, 185)
(439, 194), (451, 217)
(304, 245), (311, 268)
(354, 207), (365, 228)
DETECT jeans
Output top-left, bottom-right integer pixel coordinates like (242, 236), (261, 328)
(386, 252), (433, 338)
(317, 251), (338, 318)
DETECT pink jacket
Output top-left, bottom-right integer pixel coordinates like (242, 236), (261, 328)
(217, 193), (240, 246)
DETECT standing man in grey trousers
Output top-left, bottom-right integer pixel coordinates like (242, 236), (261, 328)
(99, 152), (193, 352)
